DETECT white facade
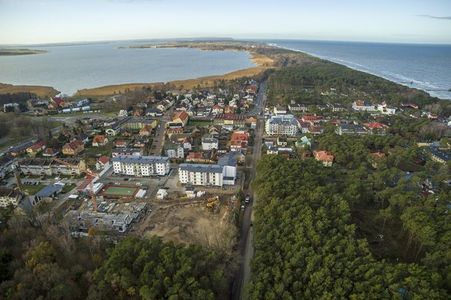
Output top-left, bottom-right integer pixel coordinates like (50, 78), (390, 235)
(112, 155), (170, 176)
(166, 146), (184, 159)
(178, 152), (237, 187)
(179, 165), (224, 186)
(201, 137), (219, 151)
(265, 114), (300, 136)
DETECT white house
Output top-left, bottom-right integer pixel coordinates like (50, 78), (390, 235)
(166, 144), (185, 159)
(352, 100), (377, 112)
(273, 105), (287, 115)
(201, 136), (219, 151)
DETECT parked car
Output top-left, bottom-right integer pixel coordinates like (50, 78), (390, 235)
(245, 194), (251, 203)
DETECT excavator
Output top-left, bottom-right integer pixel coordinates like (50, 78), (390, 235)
(52, 157), (99, 212)
(206, 196), (220, 212)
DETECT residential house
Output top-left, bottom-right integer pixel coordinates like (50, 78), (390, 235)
(166, 144), (185, 159)
(92, 135), (108, 147)
(245, 116), (257, 129)
(202, 135), (219, 151)
(301, 115), (323, 125)
(139, 125), (153, 136)
(62, 140), (84, 156)
(352, 100), (377, 112)
(114, 140), (128, 148)
(183, 137), (192, 151)
(230, 130), (249, 152)
(364, 122), (388, 135)
(313, 150), (334, 167)
(276, 136), (288, 147)
(214, 114), (246, 127)
(42, 148), (59, 157)
(96, 156), (110, 171)
(336, 123), (367, 135)
(274, 105), (288, 115)
(145, 107), (163, 117)
(224, 106), (236, 114)
(288, 103), (308, 113)
(295, 136), (312, 149)
(26, 141), (46, 156)
(211, 104), (224, 115)
(168, 111), (189, 128)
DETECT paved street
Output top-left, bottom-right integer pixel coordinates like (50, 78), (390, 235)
(149, 107), (173, 155)
(232, 80), (267, 300)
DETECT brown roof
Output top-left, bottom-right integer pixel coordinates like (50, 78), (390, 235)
(313, 150), (334, 162)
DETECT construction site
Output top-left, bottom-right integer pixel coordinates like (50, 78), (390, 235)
(135, 192), (239, 254)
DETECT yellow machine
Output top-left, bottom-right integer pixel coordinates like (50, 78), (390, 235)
(206, 196), (220, 211)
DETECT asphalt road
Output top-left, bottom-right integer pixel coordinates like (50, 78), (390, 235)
(149, 107), (173, 155)
(231, 80), (267, 300)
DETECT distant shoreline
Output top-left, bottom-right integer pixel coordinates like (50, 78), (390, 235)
(0, 41), (447, 100)
(0, 48), (46, 56)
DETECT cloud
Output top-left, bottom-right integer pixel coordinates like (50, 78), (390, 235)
(417, 14), (451, 20)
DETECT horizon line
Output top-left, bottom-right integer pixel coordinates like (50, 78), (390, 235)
(1, 36), (451, 47)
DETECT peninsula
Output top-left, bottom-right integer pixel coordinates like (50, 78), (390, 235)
(0, 48), (46, 56)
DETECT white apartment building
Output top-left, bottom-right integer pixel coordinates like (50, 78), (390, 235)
(265, 114), (300, 136)
(112, 155), (170, 176)
(178, 152), (237, 187)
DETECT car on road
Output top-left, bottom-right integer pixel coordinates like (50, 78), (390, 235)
(240, 203), (245, 210)
(245, 194), (251, 203)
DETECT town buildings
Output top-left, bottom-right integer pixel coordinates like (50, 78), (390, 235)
(178, 152), (237, 187)
(265, 114), (300, 136)
(313, 150), (335, 167)
(18, 158), (86, 176)
(62, 140), (84, 156)
(0, 188), (22, 208)
(112, 155), (170, 176)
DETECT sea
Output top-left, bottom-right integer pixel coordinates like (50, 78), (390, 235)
(1, 39), (451, 100)
(0, 40), (255, 96)
(265, 39), (451, 100)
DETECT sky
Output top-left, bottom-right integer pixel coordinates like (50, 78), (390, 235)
(0, 0), (450, 45)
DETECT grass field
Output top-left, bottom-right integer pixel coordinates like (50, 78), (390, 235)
(103, 186), (138, 197)
(23, 184), (46, 195)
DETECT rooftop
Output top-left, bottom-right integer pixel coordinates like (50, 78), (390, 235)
(179, 163), (223, 173)
(112, 155), (169, 164)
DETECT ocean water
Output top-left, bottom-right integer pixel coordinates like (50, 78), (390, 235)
(267, 40), (451, 100)
(0, 41), (255, 95)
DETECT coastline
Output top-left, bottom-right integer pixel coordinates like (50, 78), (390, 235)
(0, 41), (447, 101)
(270, 43), (450, 100)
(0, 83), (59, 97)
(0, 48), (46, 56)
(75, 50), (274, 97)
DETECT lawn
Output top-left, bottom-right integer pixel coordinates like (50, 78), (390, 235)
(23, 184), (46, 195)
(103, 186), (138, 197)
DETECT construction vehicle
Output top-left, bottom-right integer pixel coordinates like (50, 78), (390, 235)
(206, 196), (220, 212)
(52, 158), (99, 212)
